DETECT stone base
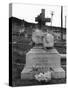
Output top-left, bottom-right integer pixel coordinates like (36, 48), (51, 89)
(21, 67), (65, 80)
(21, 71), (34, 80)
(21, 47), (65, 80)
(51, 67), (65, 79)
(21, 67), (49, 80)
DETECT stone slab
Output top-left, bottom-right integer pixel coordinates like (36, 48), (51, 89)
(51, 67), (65, 79)
(21, 71), (34, 80)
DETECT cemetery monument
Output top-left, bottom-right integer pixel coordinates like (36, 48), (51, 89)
(21, 9), (65, 81)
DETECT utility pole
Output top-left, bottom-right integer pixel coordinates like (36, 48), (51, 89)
(51, 11), (54, 26)
(61, 6), (63, 40)
(65, 16), (66, 28)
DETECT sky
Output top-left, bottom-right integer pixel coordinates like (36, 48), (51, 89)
(12, 3), (67, 28)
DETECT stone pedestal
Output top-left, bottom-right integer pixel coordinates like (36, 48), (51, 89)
(21, 47), (65, 80)
(21, 46), (50, 79)
(51, 67), (65, 79)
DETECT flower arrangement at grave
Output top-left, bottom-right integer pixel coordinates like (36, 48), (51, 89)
(32, 65), (51, 82)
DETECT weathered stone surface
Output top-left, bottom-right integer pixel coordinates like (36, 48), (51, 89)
(51, 67), (65, 79)
(21, 46), (49, 79)
(21, 47), (65, 80)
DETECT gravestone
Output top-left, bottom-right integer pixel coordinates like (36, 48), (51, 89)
(21, 46), (50, 79)
(21, 46), (65, 79)
(21, 29), (65, 80)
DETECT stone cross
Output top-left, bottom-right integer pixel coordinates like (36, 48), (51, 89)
(35, 9), (51, 29)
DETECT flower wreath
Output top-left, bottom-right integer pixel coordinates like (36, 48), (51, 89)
(32, 65), (51, 82)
